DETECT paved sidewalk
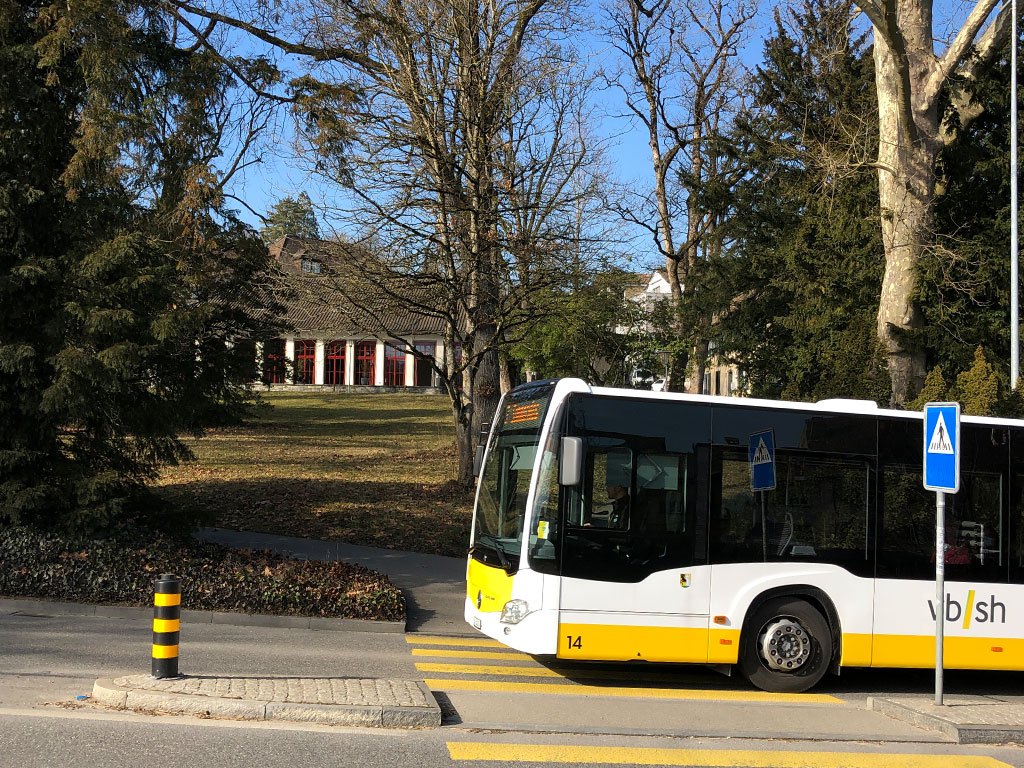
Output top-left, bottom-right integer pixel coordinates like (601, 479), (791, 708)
(93, 674), (441, 728)
(870, 695), (1024, 744)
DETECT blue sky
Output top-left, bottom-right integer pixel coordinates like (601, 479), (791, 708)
(223, 0), (767, 252)
(222, 0), (993, 268)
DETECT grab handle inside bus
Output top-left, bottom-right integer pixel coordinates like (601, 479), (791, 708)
(560, 437), (584, 486)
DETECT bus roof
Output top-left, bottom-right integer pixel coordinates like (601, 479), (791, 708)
(543, 378), (1024, 429)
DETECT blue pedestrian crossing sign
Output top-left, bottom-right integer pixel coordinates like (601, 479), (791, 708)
(749, 429), (776, 492)
(923, 402), (960, 493)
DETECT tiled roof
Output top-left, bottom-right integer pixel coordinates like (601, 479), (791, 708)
(267, 236), (448, 337)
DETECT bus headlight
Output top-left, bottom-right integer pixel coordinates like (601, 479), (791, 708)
(500, 599), (530, 624)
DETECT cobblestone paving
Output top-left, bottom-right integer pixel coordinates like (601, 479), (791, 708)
(114, 675), (431, 708)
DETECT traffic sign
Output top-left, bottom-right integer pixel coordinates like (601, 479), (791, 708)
(923, 402), (960, 493)
(749, 429), (776, 492)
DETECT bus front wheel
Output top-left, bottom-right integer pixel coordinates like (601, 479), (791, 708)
(739, 597), (832, 693)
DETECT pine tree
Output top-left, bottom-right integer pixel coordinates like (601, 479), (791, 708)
(920, 35), (1015, 379)
(0, 1), (284, 532)
(716, 0), (887, 402)
(260, 193), (321, 243)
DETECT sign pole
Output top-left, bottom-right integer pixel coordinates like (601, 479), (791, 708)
(935, 490), (945, 706)
(923, 402), (959, 708)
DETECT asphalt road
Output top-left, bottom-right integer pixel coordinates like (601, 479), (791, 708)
(3, 611), (1024, 768)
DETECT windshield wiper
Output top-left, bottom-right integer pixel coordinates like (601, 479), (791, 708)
(474, 534), (511, 571)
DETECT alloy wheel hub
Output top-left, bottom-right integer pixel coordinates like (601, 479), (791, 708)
(760, 618), (811, 671)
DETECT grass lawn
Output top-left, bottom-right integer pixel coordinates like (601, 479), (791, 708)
(156, 391), (473, 557)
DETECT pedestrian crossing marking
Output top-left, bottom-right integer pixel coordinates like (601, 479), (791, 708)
(417, 663), (554, 677)
(446, 742), (1010, 767)
(411, 648), (534, 661)
(405, 635), (506, 648)
(752, 437), (772, 465)
(928, 411), (954, 454)
(424, 678), (842, 704)
(415, 661), (732, 685)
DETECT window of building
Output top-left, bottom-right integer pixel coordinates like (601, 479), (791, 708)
(325, 341), (346, 386)
(384, 343), (406, 386)
(294, 339), (316, 384)
(261, 339), (286, 384)
(300, 257), (322, 274)
(414, 341), (435, 386)
(453, 342), (464, 392)
(355, 341), (376, 385)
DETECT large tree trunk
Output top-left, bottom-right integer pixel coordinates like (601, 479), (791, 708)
(873, 25), (936, 405)
(454, 410), (475, 487)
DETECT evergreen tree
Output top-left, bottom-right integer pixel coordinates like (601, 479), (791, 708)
(260, 193), (321, 243)
(920, 35), (1015, 379)
(717, 0), (887, 402)
(0, 1), (283, 532)
(511, 270), (642, 385)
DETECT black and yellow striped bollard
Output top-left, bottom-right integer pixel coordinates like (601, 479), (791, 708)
(152, 573), (182, 679)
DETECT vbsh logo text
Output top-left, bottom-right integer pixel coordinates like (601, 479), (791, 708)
(927, 590), (1007, 626)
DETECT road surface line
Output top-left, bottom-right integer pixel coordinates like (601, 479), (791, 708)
(425, 678), (842, 704)
(411, 648), (534, 661)
(405, 635), (506, 648)
(446, 742), (1009, 767)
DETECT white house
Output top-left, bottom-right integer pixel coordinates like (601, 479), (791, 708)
(257, 236), (449, 391)
(624, 269), (741, 397)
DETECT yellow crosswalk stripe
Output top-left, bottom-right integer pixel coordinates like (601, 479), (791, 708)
(415, 662), (723, 685)
(446, 742), (1010, 767)
(417, 662), (564, 677)
(411, 648), (534, 661)
(425, 679), (842, 704)
(405, 635), (506, 648)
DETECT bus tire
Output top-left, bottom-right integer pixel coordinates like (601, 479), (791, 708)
(739, 597), (832, 693)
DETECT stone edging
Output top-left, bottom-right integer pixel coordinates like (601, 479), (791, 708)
(0, 597), (405, 633)
(92, 677), (440, 728)
(868, 697), (1024, 745)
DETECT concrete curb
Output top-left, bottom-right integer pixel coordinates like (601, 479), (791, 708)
(868, 697), (1024, 744)
(0, 597), (405, 634)
(92, 678), (441, 729)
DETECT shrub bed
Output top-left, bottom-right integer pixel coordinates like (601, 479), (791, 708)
(0, 526), (405, 622)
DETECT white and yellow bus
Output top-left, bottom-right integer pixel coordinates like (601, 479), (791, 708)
(465, 378), (1024, 692)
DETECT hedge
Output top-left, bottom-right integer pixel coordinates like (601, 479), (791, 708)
(0, 526), (405, 622)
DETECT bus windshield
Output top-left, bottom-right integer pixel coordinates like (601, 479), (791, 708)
(472, 383), (554, 572)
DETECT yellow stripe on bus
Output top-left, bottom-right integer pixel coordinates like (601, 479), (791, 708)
(153, 593), (181, 607)
(405, 635), (507, 648)
(446, 742), (1010, 767)
(424, 678), (842, 704)
(152, 618), (180, 633)
(870, 634), (1024, 670)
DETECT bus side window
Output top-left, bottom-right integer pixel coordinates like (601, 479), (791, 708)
(881, 421), (1008, 582)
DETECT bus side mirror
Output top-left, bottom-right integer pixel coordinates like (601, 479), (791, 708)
(473, 445), (485, 477)
(559, 437), (584, 486)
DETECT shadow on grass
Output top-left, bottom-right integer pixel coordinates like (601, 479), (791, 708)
(158, 477), (472, 558)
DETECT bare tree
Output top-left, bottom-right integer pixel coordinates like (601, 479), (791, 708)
(605, 0), (755, 392)
(855, 0), (1012, 403)
(166, 0), (606, 483)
